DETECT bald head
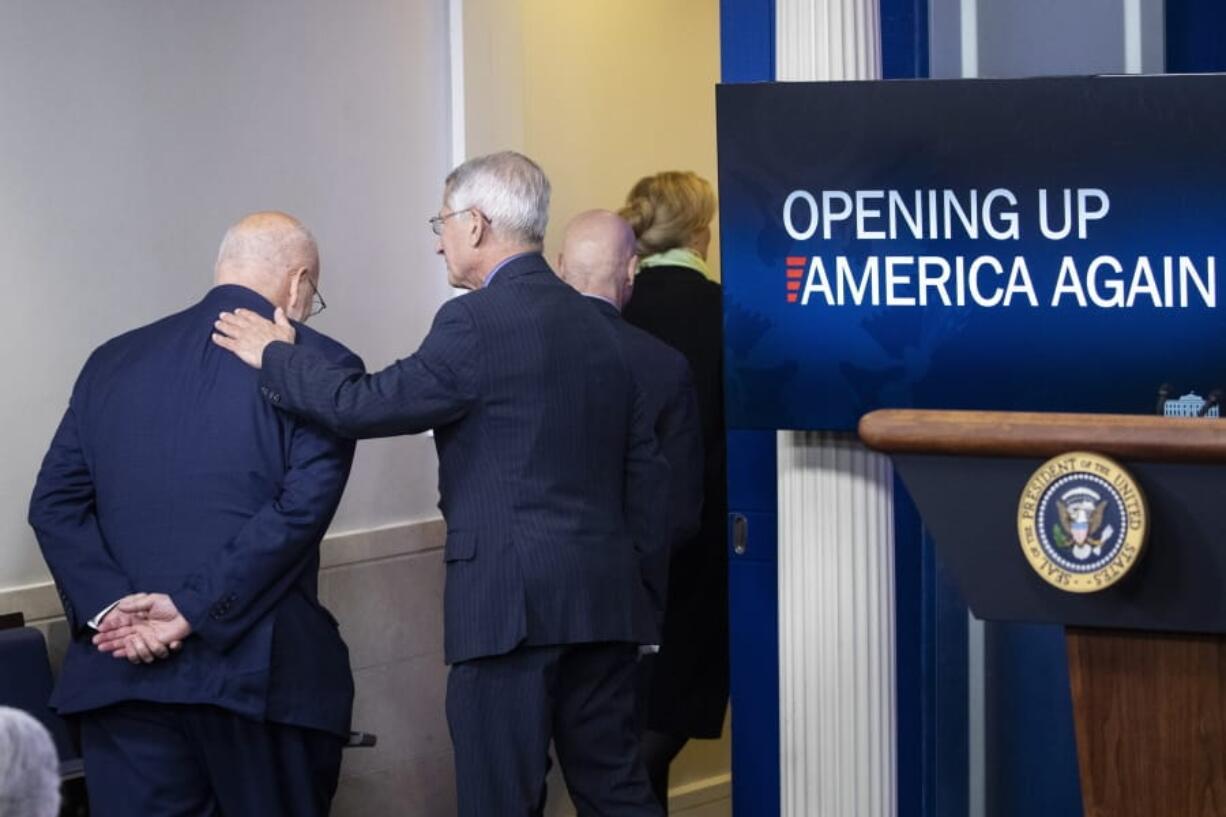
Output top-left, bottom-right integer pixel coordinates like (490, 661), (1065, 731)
(214, 211), (321, 321)
(216, 211), (318, 278)
(557, 210), (638, 309)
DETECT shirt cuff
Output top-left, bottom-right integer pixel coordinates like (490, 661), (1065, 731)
(87, 600), (121, 630)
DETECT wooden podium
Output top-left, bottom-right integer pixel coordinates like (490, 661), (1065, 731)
(860, 409), (1226, 817)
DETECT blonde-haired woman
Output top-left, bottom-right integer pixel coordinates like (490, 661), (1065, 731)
(619, 171), (727, 813)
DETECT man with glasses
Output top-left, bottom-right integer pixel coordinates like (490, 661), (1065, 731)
(30, 211), (360, 816)
(304, 276), (327, 318)
(212, 153), (668, 816)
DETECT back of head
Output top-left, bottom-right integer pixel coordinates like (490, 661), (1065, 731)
(214, 211), (319, 286)
(558, 210), (637, 304)
(0, 707), (61, 817)
(213, 211), (321, 320)
(619, 171), (716, 257)
(444, 151), (551, 248)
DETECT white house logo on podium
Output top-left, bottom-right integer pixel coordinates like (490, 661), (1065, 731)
(1017, 451), (1148, 592)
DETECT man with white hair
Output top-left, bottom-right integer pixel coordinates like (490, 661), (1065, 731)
(30, 212), (359, 815)
(213, 152), (668, 816)
(0, 707), (60, 817)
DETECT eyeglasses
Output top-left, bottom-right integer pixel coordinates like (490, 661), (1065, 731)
(428, 208), (489, 236)
(305, 278), (326, 318)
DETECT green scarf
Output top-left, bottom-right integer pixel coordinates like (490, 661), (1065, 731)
(638, 247), (711, 278)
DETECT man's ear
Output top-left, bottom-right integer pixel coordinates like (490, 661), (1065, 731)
(468, 210), (486, 247)
(623, 256), (638, 304)
(287, 267), (304, 309)
(626, 255), (639, 283)
(287, 266), (312, 318)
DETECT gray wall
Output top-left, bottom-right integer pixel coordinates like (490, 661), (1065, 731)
(930, 0), (1165, 79)
(0, 1), (453, 590)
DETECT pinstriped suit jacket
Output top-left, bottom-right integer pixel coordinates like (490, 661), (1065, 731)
(259, 253), (669, 663)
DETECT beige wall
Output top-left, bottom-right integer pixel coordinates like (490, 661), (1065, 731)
(465, 0), (722, 279)
(464, 3), (730, 812)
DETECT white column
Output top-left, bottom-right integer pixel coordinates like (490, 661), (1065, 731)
(775, 3), (895, 816)
(776, 0), (881, 81)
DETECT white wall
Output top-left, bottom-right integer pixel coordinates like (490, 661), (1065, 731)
(0, 1), (453, 591)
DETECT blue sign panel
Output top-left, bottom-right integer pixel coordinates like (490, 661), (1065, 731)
(717, 75), (1226, 431)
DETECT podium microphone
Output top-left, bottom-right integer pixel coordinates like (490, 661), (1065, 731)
(1197, 389), (1222, 417)
(1156, 383), (1172, 416)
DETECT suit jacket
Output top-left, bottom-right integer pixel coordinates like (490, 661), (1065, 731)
(623, 263), (730, 738)
(258, 253), (669, 664)
(585, 297), (703, 627)
(29, 285), (358, 737)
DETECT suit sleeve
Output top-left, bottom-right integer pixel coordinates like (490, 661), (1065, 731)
(658, 367), (705, 551)
(172, 353), (361, 652)
(624, 381), (672, 623)
(28, 399), (133, 635)
(259, 298), (479, 438)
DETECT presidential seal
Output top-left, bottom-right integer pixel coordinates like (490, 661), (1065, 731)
(1016, 451), (1147, 593)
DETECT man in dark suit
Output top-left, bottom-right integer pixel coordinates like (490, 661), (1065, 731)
(28, 212), (359, 816)
(557, 210), (704, 634)
(556, 210), (705, 813)
(211, 152), (668, 816)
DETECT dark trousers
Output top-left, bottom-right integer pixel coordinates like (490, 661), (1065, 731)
(80, 702), (343, 817)
(636, 654), (689, 814)
(448, 642), (662, 817)
(640, 729), (688, 814)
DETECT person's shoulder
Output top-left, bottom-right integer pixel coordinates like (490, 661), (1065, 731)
(474, 260), (560, 299)
(631, 266), (721, 310)
(639, 264), (721, 288)
(617, 319), (691, 380)
(694, 275), (722, 301)
(294, 323), (365, 370)
(80, 304), (195, 374)
(455, 263), (569, 318)
(673, 268), (722, 302)
(443, 286), (490, 312)
(427, 291), (484, 331)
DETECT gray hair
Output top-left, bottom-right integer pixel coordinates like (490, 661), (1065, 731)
(0, 707), (61, 817)
(444, 151), (551, 246)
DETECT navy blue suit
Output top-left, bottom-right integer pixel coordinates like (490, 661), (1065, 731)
(257, 253), (668, 815)
(535, 297), (703, 814)
(585, 296), (703, 627)
(29, 285), (358, 816)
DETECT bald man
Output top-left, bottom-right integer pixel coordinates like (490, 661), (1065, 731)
(557, 211), (704, 812)
(558, 210), (703, 602)
(29, 212), (361, 816)
(558, 211), (705, 802)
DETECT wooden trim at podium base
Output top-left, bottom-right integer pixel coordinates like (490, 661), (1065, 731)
(1066, 628), (1226, 817)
